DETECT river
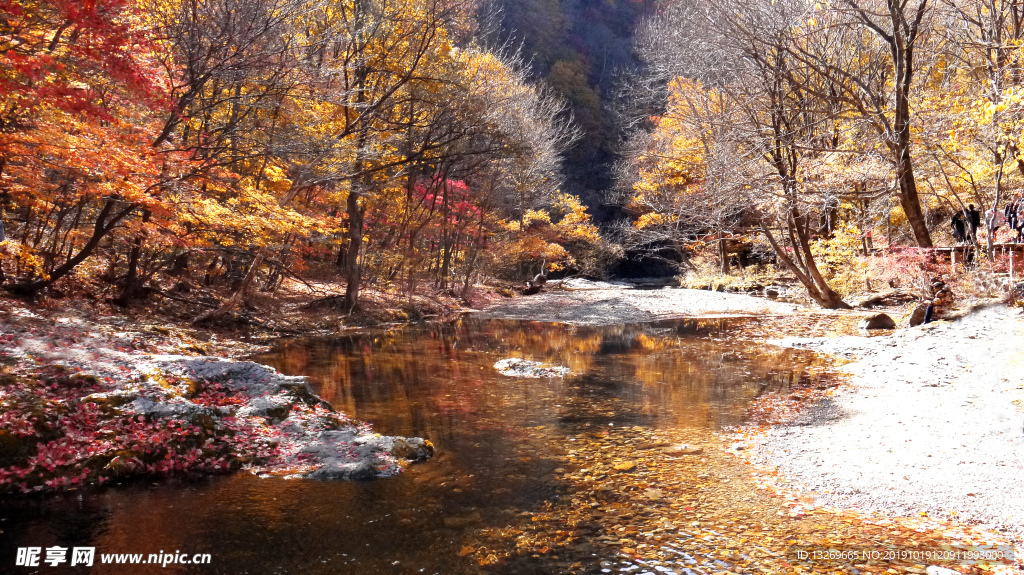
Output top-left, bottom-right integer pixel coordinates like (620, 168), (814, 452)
(1, 317), (846, 574)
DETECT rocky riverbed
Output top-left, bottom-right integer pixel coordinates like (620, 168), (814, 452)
(477, 280), (803, 325)
(0, 303), (433, 494)
(757, 304), (1024, 544)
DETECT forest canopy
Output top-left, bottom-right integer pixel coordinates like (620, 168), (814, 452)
(617, 0), (1024, 308)
(0, 0), (611, 313)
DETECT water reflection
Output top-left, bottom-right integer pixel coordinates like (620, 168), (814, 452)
(0, 317), (839, 574)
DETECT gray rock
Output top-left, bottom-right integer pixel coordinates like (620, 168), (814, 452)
(305, 459), (379, 481)
(494, 358), (571, 378)
(858, 313), (896, 330)
(391, 437), (434, 461)
(128, 395), (210, 419)
(298, 430), (434, 480)
(236, 394), (292, 419)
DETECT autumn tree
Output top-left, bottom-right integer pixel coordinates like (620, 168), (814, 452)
(0, 0), (597, 310)
(926, 0), (1024, 254)
(0, 0), (178, 297)
(785, 0), (936, 248)
(621, 0), (854, 308)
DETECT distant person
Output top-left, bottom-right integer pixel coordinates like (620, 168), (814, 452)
(968, 204), (981, 240)
(987, 207), (1005, 232)
(1012, 197), (1024, 242)
(1005, 200), (1018, 237)
(951, 212), (966, 244)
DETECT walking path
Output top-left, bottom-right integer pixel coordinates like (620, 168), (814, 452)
(759, 305), (1024, 544)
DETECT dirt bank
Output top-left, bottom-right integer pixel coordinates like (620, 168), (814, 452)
(757, 304), (1024, 544)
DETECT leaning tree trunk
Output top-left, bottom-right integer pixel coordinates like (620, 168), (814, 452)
(193, 250), (266, 324)
(3, 199), (135, 297)
(760, 214), (851, 310)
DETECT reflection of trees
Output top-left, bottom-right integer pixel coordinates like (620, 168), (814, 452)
(255, 317), (837, 437)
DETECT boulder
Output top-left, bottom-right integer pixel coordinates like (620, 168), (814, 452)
(305, 459), (379, 481)
(907, 303), (929, 327)
(494, 358), (571, 378)
(391, 437), (434, 462)
(858, 313), (896, 330)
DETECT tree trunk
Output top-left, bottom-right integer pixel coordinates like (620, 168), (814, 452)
(895, 151), (932, 248)
(719, 236), (730, 274)
(171, 251), (190, 275)
(341, 183), (366, 311)
(3, 199), (134, 297)
(760, 220), (850, 310)
(114, 237), (142, 307)
(792, 212), (850, 309)
(193, 250), (266, 324)
(114, 209), (151, 306)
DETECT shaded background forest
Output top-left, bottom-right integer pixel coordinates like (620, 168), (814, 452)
(484, 0), (657, 221)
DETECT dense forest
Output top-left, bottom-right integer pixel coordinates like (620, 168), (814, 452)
(0, 0), (611, 317)
(3, 0), (1024, 315)
(617, 0), (1024, 307)
(484, 0), (656, 218)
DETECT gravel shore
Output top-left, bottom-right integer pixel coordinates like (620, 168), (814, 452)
(759, 305), (1024, 543)
(476, 280), (802, 324)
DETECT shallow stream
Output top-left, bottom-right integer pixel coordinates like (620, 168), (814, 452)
(1, 317), (849, 574)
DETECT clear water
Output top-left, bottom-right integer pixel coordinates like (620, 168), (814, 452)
(0, 317), (839, 574)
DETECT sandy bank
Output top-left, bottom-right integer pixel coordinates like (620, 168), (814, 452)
(475, 280), (803, 325)
(758, 305), (1024, 543)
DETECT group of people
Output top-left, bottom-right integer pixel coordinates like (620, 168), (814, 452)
(950, 204), (981, 244)
(950, 199), (1024, 244)
(1005, 196), (1024, 242)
